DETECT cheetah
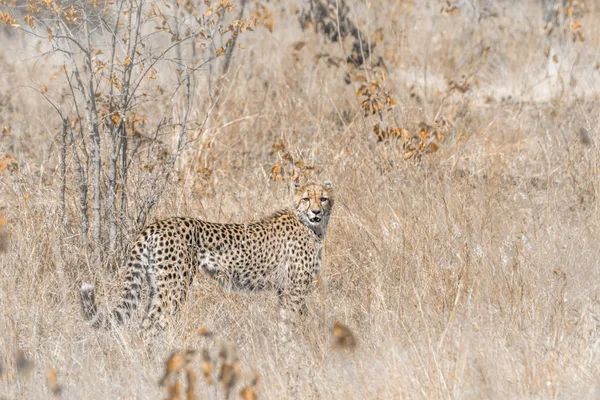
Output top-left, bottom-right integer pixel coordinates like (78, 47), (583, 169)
(80, 181), (334, 334)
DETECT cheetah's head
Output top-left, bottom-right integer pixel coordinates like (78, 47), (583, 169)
(294, 181), (334, 237)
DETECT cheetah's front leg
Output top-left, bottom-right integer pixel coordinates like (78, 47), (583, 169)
(277, 270), (312, 340)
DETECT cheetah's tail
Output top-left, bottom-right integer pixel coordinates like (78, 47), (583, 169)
(80, 283), (108, 329)
(80, 250), (148, 329)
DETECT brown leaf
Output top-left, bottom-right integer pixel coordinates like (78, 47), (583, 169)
(270, 165), (282, 181)
(240, 387), (257, 400)
(332, 321), (357, 350)
(292, 41), (306, 51)
(373, 28), (384, 46)
(45, 365), (62, 395)
(24, 14), (35, 28)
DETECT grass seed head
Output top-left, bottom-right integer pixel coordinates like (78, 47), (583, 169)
(219, 362), (240, 399)
(160, 350), (196, 386)
(185, 366), (197, 400)
(218, 343), (241, 398)
(166, 380), (182, 400)
(201, 349), (213, 386)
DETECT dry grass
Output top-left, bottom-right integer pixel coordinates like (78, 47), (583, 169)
(2, 0), (600, 398)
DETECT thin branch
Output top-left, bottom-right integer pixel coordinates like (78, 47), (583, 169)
(136, 68), (192, 228)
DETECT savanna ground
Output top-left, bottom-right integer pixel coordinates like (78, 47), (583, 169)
(2, 0), (600, 398)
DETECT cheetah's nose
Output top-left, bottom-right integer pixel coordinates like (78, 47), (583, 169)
(312, 209), (321, 215)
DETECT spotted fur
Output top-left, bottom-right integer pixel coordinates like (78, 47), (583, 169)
(80, 182), (334, 333)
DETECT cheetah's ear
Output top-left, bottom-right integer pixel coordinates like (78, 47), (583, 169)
(323, 180), (333, 189)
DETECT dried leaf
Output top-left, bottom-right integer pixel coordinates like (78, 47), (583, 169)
(554, 268), (567, 280)
(240, 387), (257, 400)
(332, 321), (357, 350)
(24, 14), (35, 28)
(45, 365), (62, 395)
(270, 165), (283, 181)
(373, 28), (384, 46)
(271, 140), (285, 153)
(292, 41), (306, 51)
(63, 6), (78, 23)
(424, 142), (439, 153)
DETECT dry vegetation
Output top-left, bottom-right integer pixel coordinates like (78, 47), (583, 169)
(2, 0), (600, 398)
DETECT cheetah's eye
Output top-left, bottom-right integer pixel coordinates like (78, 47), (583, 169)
(302, 197), (310, 202)
(320, 197), (328, 202)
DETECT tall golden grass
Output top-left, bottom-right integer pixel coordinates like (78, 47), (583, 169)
(1, 1), (600, 398)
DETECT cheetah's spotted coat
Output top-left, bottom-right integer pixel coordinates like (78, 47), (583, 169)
(80, 182), (334, 333)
